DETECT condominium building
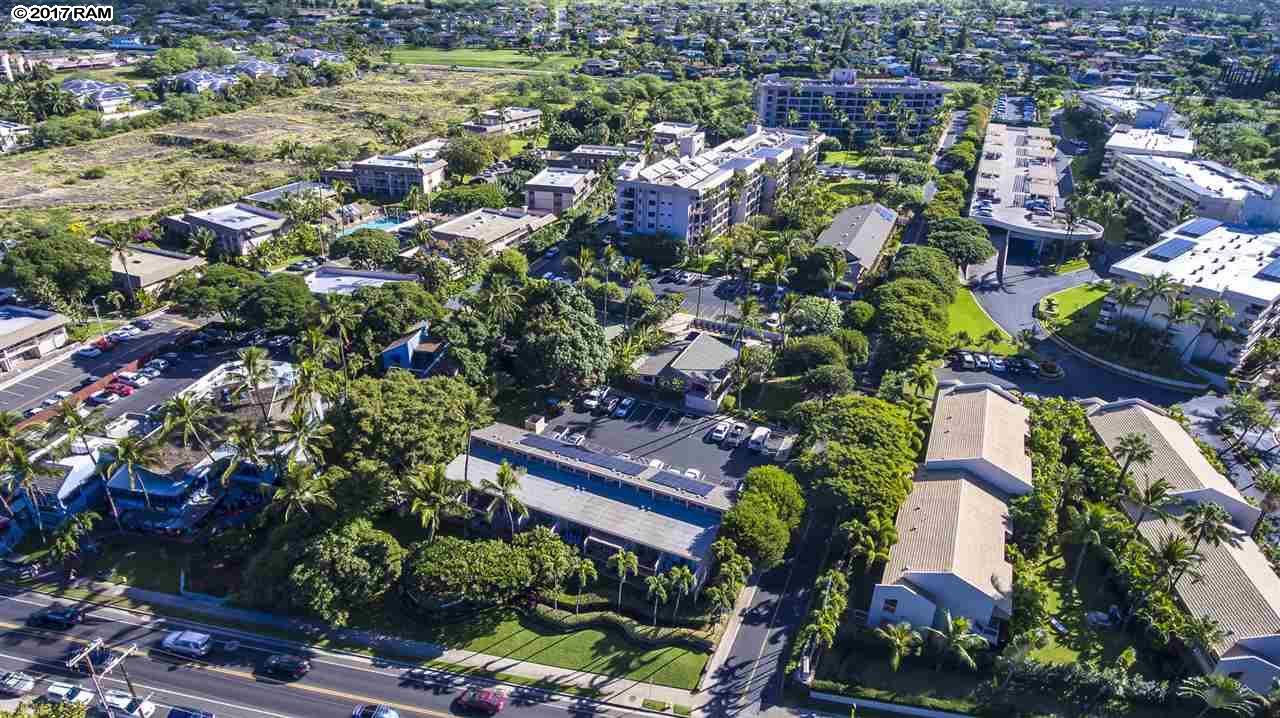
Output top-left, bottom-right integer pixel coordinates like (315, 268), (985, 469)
(462, 107), (542, 136)
(161, 203), (287, 256)
(1101, 125), (1196, 175)
(524, 167), (598, 215)
(1110, 155), (1280, 233)
(753, 69), (950, 142)
(321, 139), (448, 201)
(1076, 86), (1179, 129)
(1106, 218), (1280, 370)
(615, 124), (823, 242)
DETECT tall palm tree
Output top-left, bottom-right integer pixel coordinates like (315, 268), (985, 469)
(1181, 502), (1239, 555)
(1062, 502), (1119, 585)
(645, 574), (669, 627)
(1128, 475), (1175, 527)
(481, 278), (523, 326)
(1182, 298), (1234, 363)
(906, 362), (936, 398)
(572, 558), (598, 614)
(665, 564), (695, 619)
(875, 621), (922, 672)
(7, 447), (58, 542)
(402, 463), (467, 543)
(106, 231), (138, 306)
(109, 436), (160, 511)
(161, 395), (219, 465)
(565, 246), (597, 283)
(1108, 284), (1145, 351)
(1152, 533), (1203, 594)
(459, 393), (489, 489)
(221, 420), (268, 487)
(273, 405), (332, 465)
(608, 549), (639, 608)
(1177, 675), (1259, 718)
(49, 510), (100, 570)
(1157, 297), (1196, 358)
(269, 461), (335, 523)
(622, 259), (646, 327)
(52, 402), (105, 456)
(480, 460), (527, 535)
(1113, 432), (1154, 484)
(1181, 614), (1229, 659)
(236, 346), (275, 425)
(924, 610), (987, 671)
(322, 298), (359, 389)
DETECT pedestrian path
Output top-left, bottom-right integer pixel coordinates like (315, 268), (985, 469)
(21, 579), (704, 712)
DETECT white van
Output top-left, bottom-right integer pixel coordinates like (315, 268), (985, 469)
(161, 630), (212, 657)
(748, 427), (771, 452)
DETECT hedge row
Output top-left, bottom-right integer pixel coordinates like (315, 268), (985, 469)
(527, 604), (715, 652)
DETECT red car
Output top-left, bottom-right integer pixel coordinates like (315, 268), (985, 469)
(93, 338), (115, 351)
(106, 383), (134, 397)
(455, 687), (508, 715)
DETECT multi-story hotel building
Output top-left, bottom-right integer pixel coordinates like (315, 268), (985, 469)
(1110, 155), (1280, 234)
(753, 69), (950, 142)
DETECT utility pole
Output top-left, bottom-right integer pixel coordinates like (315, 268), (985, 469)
(66, 638), (140, 715)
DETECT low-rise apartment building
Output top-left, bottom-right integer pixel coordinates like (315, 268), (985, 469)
(753, 68), (950, 142)
(161, 203), (287, 256)
(91, 238), (206, 293)
(615, 124), (823, 242)
(1101, 125), (1196, 175)
(0, 307), (69, 374)
(814, 203), (898, 288)
(1105, 218), (1280, 371)
(461, 107), (542, 136)
(1110, 155), (1280, 234)
(429, 207), (556, 255)
(524, 167), (598, 215)
(322, 139), (448, 201)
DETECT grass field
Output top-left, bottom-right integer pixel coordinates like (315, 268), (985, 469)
(391, 48), (579, 72)
(947, 288), (1016, 354)
(0, 69), (512, 222)
(52, 64), (149, 85)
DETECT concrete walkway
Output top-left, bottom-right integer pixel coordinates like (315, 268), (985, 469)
(23, 578), (705, 711)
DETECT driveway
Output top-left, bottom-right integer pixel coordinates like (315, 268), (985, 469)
(970, 262), (1100, 336)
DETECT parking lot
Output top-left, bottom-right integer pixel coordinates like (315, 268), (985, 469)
(0, 313), (203, 416)
(549, 394), (775, 486)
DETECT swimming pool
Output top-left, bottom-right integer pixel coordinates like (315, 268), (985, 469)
(337, 216), (404, 237)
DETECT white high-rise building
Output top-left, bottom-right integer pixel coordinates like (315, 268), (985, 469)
(1110, 155), (1280, 234)
(753, 69), (950, 142)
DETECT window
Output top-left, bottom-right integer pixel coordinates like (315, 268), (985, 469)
(883, 599), (898, 615)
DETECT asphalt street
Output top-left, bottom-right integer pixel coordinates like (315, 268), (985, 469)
(0, 588), (637, 718)
(0, 314), (202, 416)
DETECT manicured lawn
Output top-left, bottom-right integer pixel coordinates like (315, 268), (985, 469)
(1053, 257), (1091, 275)
(739, 377), (805, 417)
(68, 320), (124, 342)
(820, 151), (866, 167)
(947, 288), (1016, 354)
(391, 48), (579, 71)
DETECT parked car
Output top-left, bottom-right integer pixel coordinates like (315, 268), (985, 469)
(117, 372), (149, 387)
(76, 347), (102, 358)
(725, 422), (748, 447)
(88, 391), (118, 405)
(0, 671), (34, 697)
(455, 687), (509, 715)
(44, 681), (95, 706)
(260, 654), (311, 681)
(29, 605), (84, 629)
(160, 630), (212, 657)
(146, 358), (169, 371)
(582, 387), (608, 410)
(974, 354), (991, 370)
(543, 246), (560, 258)
(102, 688), (157, 717)
(92, 338), (115, 351)
(647, 458), (665, 471)
(134, 319), (154, 330)
(989, 357), (1007, 373)
(352, 706), (400, 718)
(684, 468), (704, 481)
(166, 709), (215, 718)
(613, 397), (634, 418)
(748, 426), (772, 452)
(599, 397), (619, 416)
(560, 432), (586, 447)
(709, 421), (731, 442)
(106, 383), (134, 397)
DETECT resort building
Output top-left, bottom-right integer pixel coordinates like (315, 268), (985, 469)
(429, 207), (557, 255)
(814, 203), (899, 288)
(1101, 125), (1196, 176)
(161, 203), (287, 256)
(1109, 155), (1280, 234)
(524, 167), (598, 215)
(461, 107), (542, 136)
(92, 238), (205, 293)
(304, 266), (418, 296)
(1076, 86), (1179, 129)
(753, 69), (950, 142)
(322, 139), (448, 202)
(615, 124), (823, 242)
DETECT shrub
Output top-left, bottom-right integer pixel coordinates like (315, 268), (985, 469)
(843, 300), (875, 329)
(80, 166), (108, 179)
(777, 335), (846, 375)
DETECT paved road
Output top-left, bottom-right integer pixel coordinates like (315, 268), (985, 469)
(0, 588), (642, 718)
(0, 314), (201, 416)
(702, 518), (830, 718)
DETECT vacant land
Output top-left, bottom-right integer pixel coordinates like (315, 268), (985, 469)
(391, 47), (579, 72)
(0, 69), (512, 222)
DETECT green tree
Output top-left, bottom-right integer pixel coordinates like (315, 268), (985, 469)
(665, 564), (696, 619)
(924, 610), (988, 671)
(48, 510), (99, 569)
(1113, 432), (1153, 484)
(572, 557), (598, 614)
(1176, 675), (1259, 718)
(481, 460), (528, 535)
(243, 273), (318, 335)
(169, 264), (265, 324)
(331, 229), (400, 270)
(644, 574), (669, 626)
(0, 233), (113, 301)
(875, 621), (922, 672)
(107, 437), (160, 511)
(402, 536), (533, 607)
(608, 549), (639, 608)
(287, 519), (405, 626)
(801, 364), (855, 403)
(268, 461), (336, 523)
(161, 394), (219, 465)
(143, 47), (199, 76)
(720, 491), (791, 568)
(1181, 502), (1239, 555)
(1062, 502), (1121, 586)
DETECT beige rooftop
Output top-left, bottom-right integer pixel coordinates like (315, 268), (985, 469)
(926, 384), (1032, 490)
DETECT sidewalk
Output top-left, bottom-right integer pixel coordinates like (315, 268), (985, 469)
(21, 578), (704, 712)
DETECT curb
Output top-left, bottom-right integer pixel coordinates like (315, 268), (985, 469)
(1035, 319), (1206, 393)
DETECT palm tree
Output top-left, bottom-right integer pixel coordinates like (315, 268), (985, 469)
(622, 259), (646, 327)
(188, 227), (217, 258)
(1113, 432), (1154, 484)
(665, 565), (696, 619)
(1177, 675), (1259, 718)
(645, 574), (669, 627)
(906, 361), (936, 398)
(108, 436), (160, 511)
(52, 402), (105, 456)
(49, 510), (100, 570)
(565, 246), (597, 283)
(106, 231), (138, 306)
(1181, 614), (1229, 659)
(1062, 503), (1119, 586)
(1128, 475), (1175, 527)
(1152, 533), (1203, 594)
(1157, 297), (1196, 358)
(220, 419), (268, 487)
(1181, 502), (1239, 555)
(480, 460), (527, 535)
(1182, 298), (1234, 363)
(402, 463), (467, 543)
(161, 394), (218, 464)
(874, 622), (922, 672)
(268, 461), (335, 523)
(459, 393), (489, 488)
(572, 558), (598, 614)
(1108, 284), (1145, 351)
(236, 346), (275, 424)
(7, 447), (59, 542)
(274, 405), (333, 465)
(321, 298), (359, 388)
(924, 610), (987, 671)
(481, 278), (523, 327)
(608, 549), (639, 608)
(330, 179), (353, 209)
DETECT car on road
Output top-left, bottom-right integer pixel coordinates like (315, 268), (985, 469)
(106, 383), (134, 397)
(352, 705), (400, 718)
(29, 605), (84, 629)
(43, 681), (94, 706)
(23, 406), (41, 418)
(101, 688), (157, 717)
(455, 687), (509, 715)
(160, 630), (212, 657)
(134, 319), (154, 330)
(88, 391), (118, 405)
(684, 468), (704, 481)
(139, 367), (162, 380)
(613, 397), (634, 418)
(0, 671), (35, 697)
(260, 654), (311, 681)
(710, 421), (731, 442)
(76, 347), (102, 358)
(166, 708), (215, 718)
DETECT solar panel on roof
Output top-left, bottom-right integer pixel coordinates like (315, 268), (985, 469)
(1145, 238), (1196, 262)
(651, 471), (716, 498)
(1257, 258), (1280, 282)
(519, 435), (647, 477)
(1177, 218), (1222, 238)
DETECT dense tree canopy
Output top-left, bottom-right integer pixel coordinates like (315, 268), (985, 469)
(331, 229), (400, 270)
(348, 283), (444, 358)
(0, 233), (113, 301)
(888, 245), (959, 301)
(286, 518), (406, 626)
(169, 263), (265, 324)
(720, 490), (792, 569)
(242, 273), (316, 334)
(403, 536), (534, 608)
(512, 283), (610, 391)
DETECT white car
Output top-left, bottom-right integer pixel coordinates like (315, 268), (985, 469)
(76, 347), (102, 358)
(139, 367), (162, 380)
(103, 688), (157, 717)
(160, 630), (212, 657)
(764, 312), (781, 329)
(88, 391), (118, 405)
(684, 468), (703, 481)
(710, 421), (731, 442)
(44, 681), (95, 706)
(146, 359), (169, 371)
(647, 458), (665, 471)
(561, 432), (586, 447)
(117, 372), (149, 387)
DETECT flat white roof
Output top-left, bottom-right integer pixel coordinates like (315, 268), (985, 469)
(1126, 156), (1272, 202)
(304, 266), (416, 295)
(1110, 220), (1280, 305)
(527, 167), (594, 189)
(188, 204), (280, 230)
(623, 125), (814, 191)
(1105, 127), (1195, 157)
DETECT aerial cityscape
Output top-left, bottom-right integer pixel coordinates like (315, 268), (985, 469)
(1, 1), (1280, 717)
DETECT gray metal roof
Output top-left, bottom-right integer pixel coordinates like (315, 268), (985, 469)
(815, 203), (897, 278)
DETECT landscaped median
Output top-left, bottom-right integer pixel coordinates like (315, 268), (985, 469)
(948, 287), (1017, 354)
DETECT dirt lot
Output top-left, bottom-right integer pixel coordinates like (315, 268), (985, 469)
(0, 69), (510, 221)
